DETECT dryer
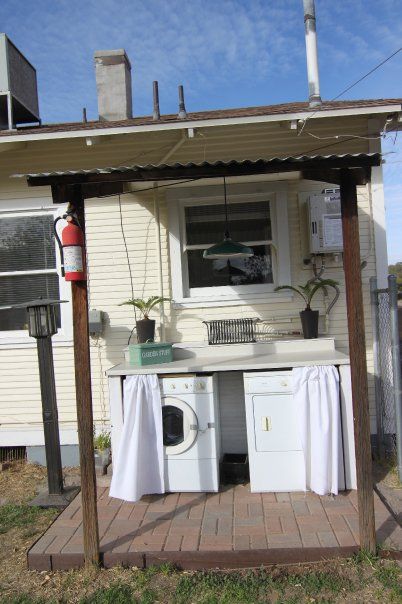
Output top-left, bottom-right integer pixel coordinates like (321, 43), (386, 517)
(159, 375), (220, 492)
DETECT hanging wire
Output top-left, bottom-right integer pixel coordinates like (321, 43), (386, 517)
(305, 131), (385, 142)
(95, 177), (201, 200)
(117, 194), (138, 345)
(223, 176), (229, 236)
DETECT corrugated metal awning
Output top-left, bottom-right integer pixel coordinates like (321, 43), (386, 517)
(13, 153), (381, 181)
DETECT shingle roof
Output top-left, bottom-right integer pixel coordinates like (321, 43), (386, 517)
(3, 98), (402, 138)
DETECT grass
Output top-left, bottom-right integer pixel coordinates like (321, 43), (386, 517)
(0, 505), (56, 535)
(173, 566), (357, 603)
(0, 556), (401, 604)
(1, 556), (401, 604)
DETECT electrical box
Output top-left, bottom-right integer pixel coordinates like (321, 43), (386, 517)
(88, 309), (104, 335)
(308, 190), (343, 254)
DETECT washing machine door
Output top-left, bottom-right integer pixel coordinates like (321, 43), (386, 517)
(162, 396), (198, 455)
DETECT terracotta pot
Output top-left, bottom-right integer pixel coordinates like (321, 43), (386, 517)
(300, 309), (319, 339)
(136, 318), (156, 343)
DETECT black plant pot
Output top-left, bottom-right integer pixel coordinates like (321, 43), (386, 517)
(136, 319), (156, 343)
(300, 309), (319, 339)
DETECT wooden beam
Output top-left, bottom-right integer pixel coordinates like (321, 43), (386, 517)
(301, 169), (340, 185)
(59, 185), (100, 566)
(302, 167), (371, 186)
(28, 154), (381, 187)
(81, 182), (125, 200)
(51, 182), (125, 203)
(340, 169), (376, 554)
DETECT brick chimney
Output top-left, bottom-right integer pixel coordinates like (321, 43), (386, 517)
(94, 49), (132, 121)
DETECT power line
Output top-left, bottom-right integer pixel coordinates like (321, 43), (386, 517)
(332, 46), (402, 102)
(298, 45), (402, 135)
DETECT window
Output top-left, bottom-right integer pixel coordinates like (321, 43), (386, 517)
(185, 201), (274, 289)
(168, 184), (291, 307)
(0, 211), (70, 340)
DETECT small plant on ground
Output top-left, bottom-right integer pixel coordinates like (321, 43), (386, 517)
(93, 428), (111, 451)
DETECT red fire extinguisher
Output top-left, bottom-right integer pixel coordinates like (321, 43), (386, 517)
(54, 213), (86, 281)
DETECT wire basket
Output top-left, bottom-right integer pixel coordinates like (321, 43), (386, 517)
(203, 318), (258, 345)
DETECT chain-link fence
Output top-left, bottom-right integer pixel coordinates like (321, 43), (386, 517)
(371, 276), (402, 468)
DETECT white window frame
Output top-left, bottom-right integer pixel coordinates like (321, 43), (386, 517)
(0, 206), (73, 346)
(167, 182), (291, 308)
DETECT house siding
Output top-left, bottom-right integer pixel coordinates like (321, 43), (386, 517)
(0, 114), (383, 447)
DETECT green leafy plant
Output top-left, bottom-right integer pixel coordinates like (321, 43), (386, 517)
(93, 429), (111, 451)
(119, 296), (170, 319)
(275, 279), (339, 310)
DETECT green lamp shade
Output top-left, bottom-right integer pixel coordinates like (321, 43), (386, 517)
(203, 237), (254, 260)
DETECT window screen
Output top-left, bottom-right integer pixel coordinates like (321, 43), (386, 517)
(184, 201), (273, 289)
(0, 214), (60, 332)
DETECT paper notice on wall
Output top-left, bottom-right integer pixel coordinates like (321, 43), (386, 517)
(323, 214), (343, 248)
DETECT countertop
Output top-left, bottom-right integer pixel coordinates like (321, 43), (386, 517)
(106, 338), (350, 376)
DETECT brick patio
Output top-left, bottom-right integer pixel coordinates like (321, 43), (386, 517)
(28, 485), (402, 571)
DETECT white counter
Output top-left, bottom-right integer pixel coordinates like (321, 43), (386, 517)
(106, 338), (350, 376)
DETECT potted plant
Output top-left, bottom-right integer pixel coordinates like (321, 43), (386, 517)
(119, 296), (170, 343)
(93, 428), (111, 468)
(275, 279), (339, 339)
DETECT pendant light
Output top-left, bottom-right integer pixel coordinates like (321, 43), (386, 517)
(203, 177), (254, 260)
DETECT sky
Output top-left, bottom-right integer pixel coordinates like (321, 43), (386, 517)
(1, 0), (401, 262)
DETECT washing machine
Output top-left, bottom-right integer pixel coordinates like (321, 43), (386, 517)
(159, 374), (220, 492)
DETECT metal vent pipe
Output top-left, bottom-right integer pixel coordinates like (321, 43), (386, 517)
(178, 85), (187, 119)
(153, 81), (160, 120)
(303, 0), (322, 107)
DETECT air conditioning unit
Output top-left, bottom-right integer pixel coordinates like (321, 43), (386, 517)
(0, 34), (40, 130)
(308, 190), (343, 254)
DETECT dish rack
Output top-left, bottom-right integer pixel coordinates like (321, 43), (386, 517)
(202, 318), (259, 345)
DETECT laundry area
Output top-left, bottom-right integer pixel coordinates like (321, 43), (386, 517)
(107, 338), (356, 499)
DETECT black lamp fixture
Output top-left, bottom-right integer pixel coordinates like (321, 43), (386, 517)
(203, 176), (254, 260)
(11, 297), (79, 508)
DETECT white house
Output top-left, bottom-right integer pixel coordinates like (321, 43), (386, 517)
(0, 31), (400, 486)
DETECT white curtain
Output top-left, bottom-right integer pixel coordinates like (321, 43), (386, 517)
(292, 365), (340, 496)
(109, 374), (165, 502)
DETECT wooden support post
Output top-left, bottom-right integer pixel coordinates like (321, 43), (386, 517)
(71, 190), (100, 566)
(340, 169), (376, 554)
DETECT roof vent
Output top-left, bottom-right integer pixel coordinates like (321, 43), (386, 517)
(0, 34), (40, 130)
(94, 49), (132, 121)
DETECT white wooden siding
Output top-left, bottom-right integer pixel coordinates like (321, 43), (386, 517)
(0, 114), (383, 443)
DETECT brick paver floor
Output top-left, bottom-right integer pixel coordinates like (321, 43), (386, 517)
(28, 485), (402, 570)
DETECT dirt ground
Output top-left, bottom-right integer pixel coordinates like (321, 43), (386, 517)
(0, 462), (401, 604)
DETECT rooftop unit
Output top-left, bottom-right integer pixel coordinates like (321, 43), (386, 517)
(0, 33), (40, 130)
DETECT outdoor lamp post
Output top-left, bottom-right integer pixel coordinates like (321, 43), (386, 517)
(12, 298), (78, 507)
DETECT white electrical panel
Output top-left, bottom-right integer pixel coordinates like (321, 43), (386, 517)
(308, 190), (343, 254)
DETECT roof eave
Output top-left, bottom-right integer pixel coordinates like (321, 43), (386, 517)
(0, 103), (401, 144)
